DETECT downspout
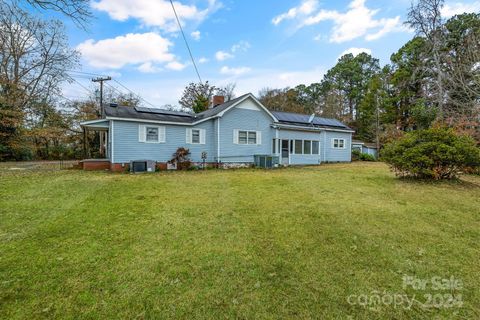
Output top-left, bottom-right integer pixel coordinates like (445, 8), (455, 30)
(323, 130), (326, 163)
(217, 117), (220, 163)
(111, 120), (114, 164)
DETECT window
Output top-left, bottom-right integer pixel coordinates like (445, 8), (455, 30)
(312, 141), (319, 154)
(332, 138), (345, 149)
(236, 130), (260, 145)
(248, 131), (257, 144)
(272, 139), (276, 154)
(192, 129), (200, 144)
(304, 140), (311, 154)
(146, 127), (158, 142)
(294, 140), (302, 154)
(239, 131), (248, 144)
(139, 125), (165, 143)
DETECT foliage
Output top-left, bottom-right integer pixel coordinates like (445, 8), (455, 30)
(351, 149), (361, 161)
(359, 153), (376, 162)
(169, 147), (192, 170)
(179, 81), (236, 112)
(382, 127), (480, 179)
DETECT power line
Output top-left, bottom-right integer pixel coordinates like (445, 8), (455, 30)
(112, 79), (157, 108)
(169, 0), (202, 83)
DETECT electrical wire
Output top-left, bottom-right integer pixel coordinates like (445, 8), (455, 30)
(169, 0), (202, 83)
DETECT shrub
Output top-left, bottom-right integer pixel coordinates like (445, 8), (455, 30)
(359, 153), (376, 162)
(169, 147), (191, 170)
(351, 149), (361, 161)
(382, 128), (480, 180)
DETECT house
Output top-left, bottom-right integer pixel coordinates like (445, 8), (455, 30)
(352, 140), (379, 158)
(80, 93), (354, 171)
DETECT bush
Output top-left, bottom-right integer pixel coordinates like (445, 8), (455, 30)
(359, 153), (376, 161)
(351, 149), (361, 161)
(382, 127), (480, 180)
(169, 147), (191, 170)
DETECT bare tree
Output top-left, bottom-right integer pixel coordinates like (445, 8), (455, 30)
(24, 0), (92, 28)
(406, 0), (446, 119)
(217, 83), (236, 101)
(0, 2), (79, 109)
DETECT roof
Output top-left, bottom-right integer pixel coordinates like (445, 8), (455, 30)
(101, 94), (351, 131)
(271, 111), (351, 130)
(352, 140), (378, 149)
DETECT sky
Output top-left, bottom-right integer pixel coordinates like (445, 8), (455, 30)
(58, 0), (480, 107)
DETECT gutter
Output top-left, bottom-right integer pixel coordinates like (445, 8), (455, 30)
(271, 123), (354, 133)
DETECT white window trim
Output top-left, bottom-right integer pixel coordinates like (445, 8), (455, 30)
(234, 129), (262, 145)
(292, 139), (321, 155)
(331, 138), (346, 149)
(139, 124), (165, 143)
(186, 128), (206, 145)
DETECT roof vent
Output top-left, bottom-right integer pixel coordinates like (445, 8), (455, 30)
(110, 103), (118, 108)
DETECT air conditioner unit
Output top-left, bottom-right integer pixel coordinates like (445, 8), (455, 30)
(130, 160), (156, 173)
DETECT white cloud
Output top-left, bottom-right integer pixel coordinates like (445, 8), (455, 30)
(215, 40), (251, 61)
(272, 0), (319, 25)
(231, 40), (251, 53)
(77, 32), (187, 73)
(441, 2), (480, 18)
(215, 50), (234, 61)
(339, 47), (372, 58)
(191, 30), (201, 41)
(220, 66), (251, 76)
(92, 0), (221, 32)
(198, 57), (209, 63)
(274, 0), (404, 43)
(166, 61), (187, 71)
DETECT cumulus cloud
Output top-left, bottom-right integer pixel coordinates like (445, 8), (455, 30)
(215, 50), (234, 61)
(339, 47), (372, 59)
(191, 30), (201, 41)
(220, 66), (251, 76)
(441, 2), (480, 18)
(272, 0), (319, 25)
(215, 41), (251, 61)
(198, 57), (209, 63)
(92, 0), (221, 32)
(274, 0), (404, 43)
(77, 32), (185, 73)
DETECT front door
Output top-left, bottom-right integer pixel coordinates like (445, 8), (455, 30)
(281, 140), (289, 165)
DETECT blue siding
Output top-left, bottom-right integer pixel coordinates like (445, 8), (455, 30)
(112, 120), (216, 163)
(217, 98), (275, 162)
(322, 131), (352, 162)
(277, 129), (322, 165)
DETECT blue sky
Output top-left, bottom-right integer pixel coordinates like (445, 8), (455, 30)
(61, 0), (480, 106)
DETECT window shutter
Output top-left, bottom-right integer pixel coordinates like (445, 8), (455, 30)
(186, 128), (192, 144)
(256, 131), (262, 145)
(159, 126), (166, 143)
(139, 125), (146, 142)
(233, 129), (239, 144)
(200, 129), (206, 144)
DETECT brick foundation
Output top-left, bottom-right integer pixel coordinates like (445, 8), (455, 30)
(110, 163), (129, 172)
(81, 160), (110, 171)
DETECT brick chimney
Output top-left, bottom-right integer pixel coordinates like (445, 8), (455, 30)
(212, 95), (225, 108)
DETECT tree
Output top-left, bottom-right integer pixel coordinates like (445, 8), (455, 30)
(382, 127), (480, 179)
(216, 83), (236, 101)
(258, 87), (305, 113)
(0, 2), (79, 160)
(23, 0), (92, 28)
(407, 0), (446, 120)
(179, 81), (217, 112)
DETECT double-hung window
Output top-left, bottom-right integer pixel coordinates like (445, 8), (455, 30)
(235, 130), (261, 145)
(139, 125), (165, 143)
(332, 138), (345, 149)
(186, 128), (205, 144)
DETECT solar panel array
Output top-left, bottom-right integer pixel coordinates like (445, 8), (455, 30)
(272, 111), (348, 129)
(135, 106), (192, 118)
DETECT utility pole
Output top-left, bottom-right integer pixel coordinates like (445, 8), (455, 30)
(92, 76), (111, 118)
(92, 76), (111, 157)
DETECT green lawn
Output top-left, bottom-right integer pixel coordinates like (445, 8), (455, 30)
(0, 163), (479, 319)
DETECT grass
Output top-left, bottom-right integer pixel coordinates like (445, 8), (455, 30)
(0, 163), (479, 319)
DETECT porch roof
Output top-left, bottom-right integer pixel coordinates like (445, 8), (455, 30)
(80, 119), (109, 130)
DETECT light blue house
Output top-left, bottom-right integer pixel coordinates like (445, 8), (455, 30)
(80, 93), (353, 171)
(352, 140), (379, 159)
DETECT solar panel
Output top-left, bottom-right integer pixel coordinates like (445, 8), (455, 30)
(272, 111), (349, 129)
(135, 106), (192, 117)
